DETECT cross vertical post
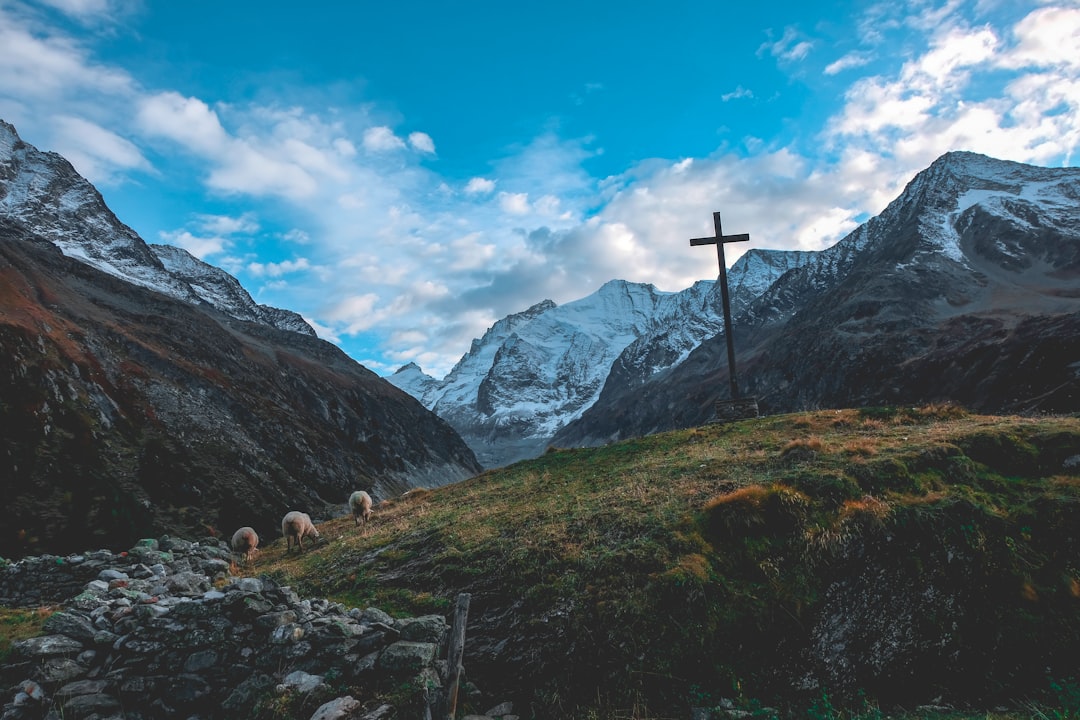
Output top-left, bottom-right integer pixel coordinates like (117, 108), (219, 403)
(690, 212), (750, 400)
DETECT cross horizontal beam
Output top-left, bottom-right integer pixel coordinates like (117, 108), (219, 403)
(690, 232), (749, 246)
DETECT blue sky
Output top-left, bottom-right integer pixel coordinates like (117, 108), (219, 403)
(1, 0), (1077, 377)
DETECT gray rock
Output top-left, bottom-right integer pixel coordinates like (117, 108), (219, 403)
(14, 634), (84, 657)
(398, 615), (447, 643)
(309, 695), (362, 720)
(281, 670), (326, 694)
(377, 641), (436, 673)
(360, 607), (394, 626)
(183, 649), (218, 673)
(485, 702), (514, 717)
(33, 657), (85, 685)
(42, 610), (97, 642)
(55, 679), (108, 700)
(97, 569), (128, 582)
(60, 692), (122, 716)
(230, 577), (265, 594)
(271, 624), (305, 644)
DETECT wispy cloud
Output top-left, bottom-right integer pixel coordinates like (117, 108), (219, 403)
(758, 26), (814, 62)
(825, 52), (873, 75)
(721, 85), (754, 101)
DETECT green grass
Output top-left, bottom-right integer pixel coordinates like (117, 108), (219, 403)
(249, 406), (1080, 718)
(0, 606), (55, 664)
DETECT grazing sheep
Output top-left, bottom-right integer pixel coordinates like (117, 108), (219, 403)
(230, 526), (259, 564)
(349, 490), (373, 529)
(281, 511), (321, 553)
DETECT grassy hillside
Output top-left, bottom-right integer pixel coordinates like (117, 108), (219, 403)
(256, 406), (1080, 718)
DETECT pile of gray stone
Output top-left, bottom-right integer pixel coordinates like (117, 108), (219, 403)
(0, 537), (514, 720)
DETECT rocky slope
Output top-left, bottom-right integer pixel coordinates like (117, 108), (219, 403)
(554, 151), (1080, 447)
(0, 537), (463, 719)
(0, 124), (481, 559)
(390, 251), (812, 468)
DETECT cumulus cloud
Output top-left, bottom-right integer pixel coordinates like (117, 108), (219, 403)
(247, 258), (312, 277)
(498, 191), (531, 215)
(464, 177), (496, 194)
(195, 212), (259, 236)
(362, 126), (406, 152)
(408, 131), (435, 153)
(1004, 6), (1080, 70)
(158, 230), (226, 259)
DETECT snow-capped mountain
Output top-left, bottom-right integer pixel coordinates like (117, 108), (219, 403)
(554, 151), (1080, 447)
(389, 251), (812, 468)
(0, 120), (314, 336)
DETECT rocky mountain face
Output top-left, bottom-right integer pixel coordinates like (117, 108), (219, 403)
(555, 151), (1080, 447)
(0, 123), (481, 558)
(389, 256), (809, 468)
(0, 120), (312, 336)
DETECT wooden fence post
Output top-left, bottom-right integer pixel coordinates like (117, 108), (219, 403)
(443, 592), (471, 720)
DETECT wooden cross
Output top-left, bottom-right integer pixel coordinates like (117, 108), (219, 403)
(690, 212), (750, 400)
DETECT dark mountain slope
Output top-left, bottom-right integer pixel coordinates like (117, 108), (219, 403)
(0, 219), (480, 557)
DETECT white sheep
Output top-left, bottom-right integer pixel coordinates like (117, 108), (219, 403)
(349, 490), (373, 530)
(281, 511), (321, 553)
(230, 526), (259, 564)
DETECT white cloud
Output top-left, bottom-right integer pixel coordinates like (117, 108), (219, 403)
(1004, 6), (1080, 70)
(195, 212), (259, 236)
(137, 92), (230, 155)
(362, 126), (405, 152)
(247, 258), (312, 277)
(158, 230), (226, 259)
(37, 0), (114, 19)
(759, 26), (814, 62)
(50, 115), (150, 183)
(464, 177), (496, 194)
(408, 131), (435, 153)
(721, 86), (754, 101)
(498, 191), (531, 215)
(284, 228), (311, 244)
(333, 138), (357, 157)
(324, 293), (381, 332)
(448, 232), (496, 270)
(0, 5), (133, 104)
(825, 52), (873, 75)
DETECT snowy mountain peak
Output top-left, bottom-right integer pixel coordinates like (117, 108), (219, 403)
(0, 120), (314, 337)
